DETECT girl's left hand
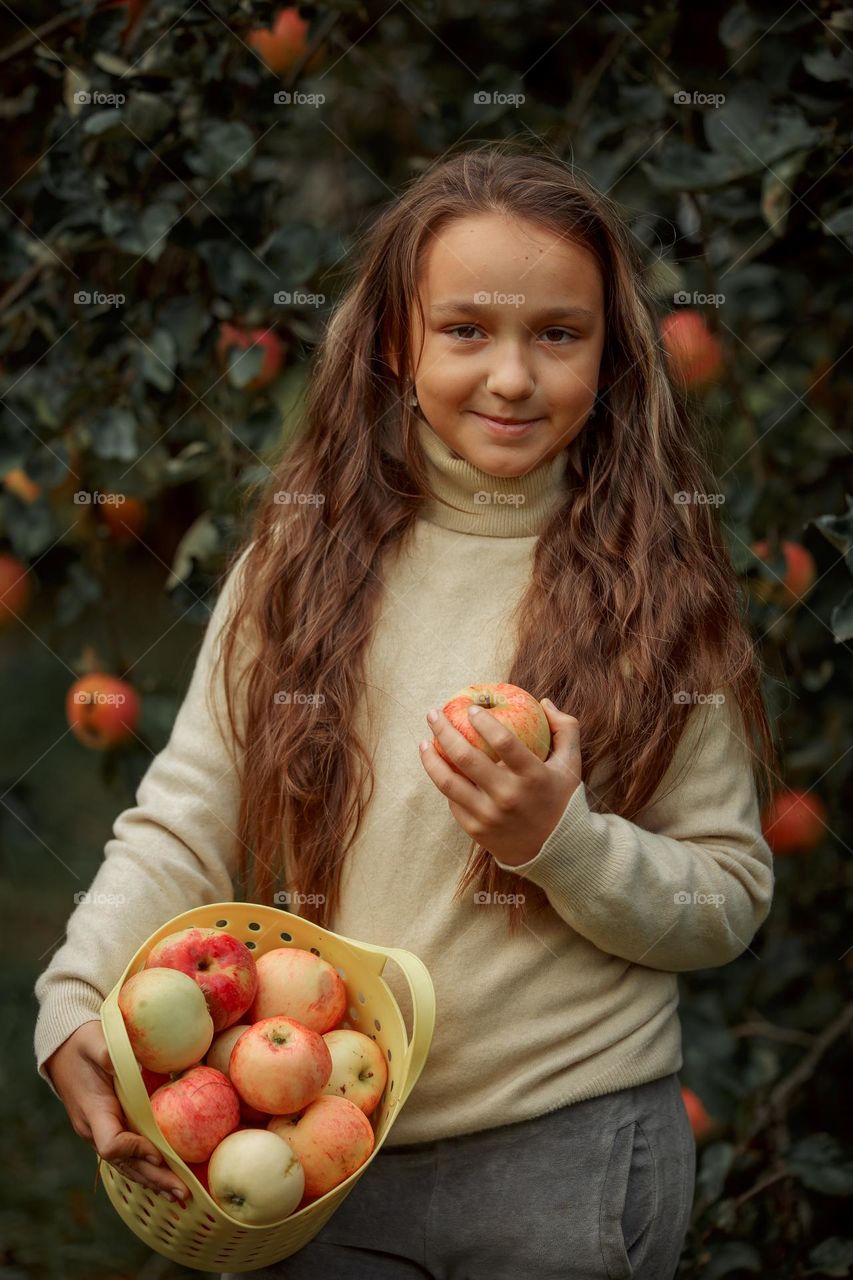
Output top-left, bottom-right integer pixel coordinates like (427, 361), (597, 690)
(419, 700), (582, 866)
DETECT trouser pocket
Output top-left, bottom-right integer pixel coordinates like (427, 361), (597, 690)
(599, 1119), (656, 1280)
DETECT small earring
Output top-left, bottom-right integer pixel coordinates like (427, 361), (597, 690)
(408, 386), (419, 409)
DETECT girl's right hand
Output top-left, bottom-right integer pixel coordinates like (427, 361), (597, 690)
(44, 1020), (191, 1204)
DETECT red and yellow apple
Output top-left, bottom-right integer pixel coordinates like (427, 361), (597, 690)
(433, 682), (551, 776)
(206, 1023), (251, 1076)
(321, 1030), (387, 1117)
(118, 967), (214, 1073)
(208, 1128), (305, 1224)
(66, 674), (141, 749)
(270, 1095), (374, 1199)
(762, 788), (826, 857)
(250, 947), (347, 1032)
(150, 1065), (241, 1163)
(230, 1016), (332, 1115)
(145, 928), (258, 1032)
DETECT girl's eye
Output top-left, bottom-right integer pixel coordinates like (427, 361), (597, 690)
(445, 325), (577, 344)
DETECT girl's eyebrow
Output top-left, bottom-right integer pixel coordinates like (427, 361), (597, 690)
(430, 300), (598, 323)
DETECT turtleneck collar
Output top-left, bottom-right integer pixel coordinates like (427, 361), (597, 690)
(415, 416), (577, 537)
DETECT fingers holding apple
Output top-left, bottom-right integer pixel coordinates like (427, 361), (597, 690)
(419, 683), (583, 866)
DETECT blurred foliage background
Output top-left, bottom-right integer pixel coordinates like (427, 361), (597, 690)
(1, 0), (852, 1276)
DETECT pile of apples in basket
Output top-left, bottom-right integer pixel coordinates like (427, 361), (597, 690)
(117, 928), (386, 1224)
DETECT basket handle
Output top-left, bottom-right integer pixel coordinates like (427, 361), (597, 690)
(349, 941), (436, 1108)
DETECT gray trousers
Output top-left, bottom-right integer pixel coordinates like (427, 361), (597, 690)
(223, 1072), (695, 1280)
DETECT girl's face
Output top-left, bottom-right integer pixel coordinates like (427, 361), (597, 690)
(408, 212), (605, 477)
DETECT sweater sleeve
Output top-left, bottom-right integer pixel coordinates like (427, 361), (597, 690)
(33, 543), (258, 1099)
(493, 689), (775, 971)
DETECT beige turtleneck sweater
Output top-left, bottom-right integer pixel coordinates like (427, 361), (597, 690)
(34, 418), (774, 1145)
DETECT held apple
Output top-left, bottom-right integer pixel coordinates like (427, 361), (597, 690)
(250, 947), (347, 1032)
(145, 928), (258, 1031)
(270, 1095), (374, 1198)
(434, 682), (551, 776)
(118, 968), (214, 1073)
(150, 1066), (241, 1163)
(321, 1030), (388, 1117)
(208, 1128), (305, 1225)
(229, 1016), (332, 1115)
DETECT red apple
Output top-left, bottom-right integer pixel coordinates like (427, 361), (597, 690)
(250, 947), (347, 1032)
(0, 552), (32, 626)
(185, 1158), (211, 1195)
(750, 540), (816, 607)
(141, 1067), (171, 1096)
(145, 929), (258, 1032)
(661, 309), (723, 390)
(271, 1095), (373, 1198)
(216, 323), (285, 391)
(151, 1066), (241, 1163)
(99, 495), (148, 545)
(208, 1128), (304, 1225)
(434, 682), (551, 776)
(762, 788), (826, 857)
(681, 1085), (714, 1141)
(321, 1030), (388, 1117)
(230, 1016), (332, 1115)
(66, 674), (141, 749)
(119, 968), (214, 1073)
(247, 7), (320, 76)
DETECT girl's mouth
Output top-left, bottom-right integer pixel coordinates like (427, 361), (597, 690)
(471, 412), (544, 438)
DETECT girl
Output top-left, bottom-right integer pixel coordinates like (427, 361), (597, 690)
(36, 142), (777, 1280)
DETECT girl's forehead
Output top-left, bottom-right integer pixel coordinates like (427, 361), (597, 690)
(416, 214), (604, 308)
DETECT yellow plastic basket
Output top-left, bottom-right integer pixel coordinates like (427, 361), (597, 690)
(97, 901), (436, 1273)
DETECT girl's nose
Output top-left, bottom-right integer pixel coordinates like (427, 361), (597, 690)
(484, 354), (536, 400)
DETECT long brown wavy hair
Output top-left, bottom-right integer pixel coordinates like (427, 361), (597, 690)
(212, 139), (778, 937)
